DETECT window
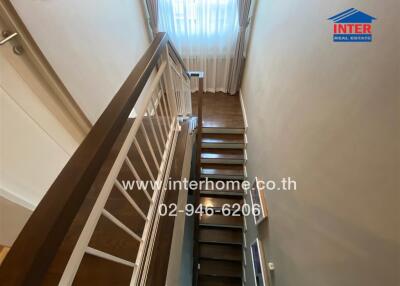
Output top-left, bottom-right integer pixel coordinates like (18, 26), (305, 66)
(158, 0), (239, 56)
(171, 0), (235, 36)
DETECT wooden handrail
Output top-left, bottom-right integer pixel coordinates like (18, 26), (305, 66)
(0, 32), (188, 285)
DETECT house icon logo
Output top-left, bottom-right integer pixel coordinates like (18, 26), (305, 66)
(328, 8), (376, 42)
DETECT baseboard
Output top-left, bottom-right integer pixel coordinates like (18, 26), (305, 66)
(0, 187), (36, 211)
(239, 89), (248, 131)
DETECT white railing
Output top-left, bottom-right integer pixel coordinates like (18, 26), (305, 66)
(58, 45), (191, 285)
(168, 54), (192, 117)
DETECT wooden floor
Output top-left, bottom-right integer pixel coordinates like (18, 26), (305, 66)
(192, 92), (244, 129)
(0, 246), (10, 265)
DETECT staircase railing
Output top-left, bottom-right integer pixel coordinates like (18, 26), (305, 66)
(0, 32), (197, 285)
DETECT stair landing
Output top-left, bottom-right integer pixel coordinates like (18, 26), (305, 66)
(192, 92), (244, 130)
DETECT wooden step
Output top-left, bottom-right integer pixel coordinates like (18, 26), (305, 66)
(199, 243), (242, 262)
(202, 134), (245, 149)
(199, 214), (242, 229)
(74, 253), (132, 285)
(88, 215), (141, 263)
(199, 259), (242, 278)
(200, 190), (243, 197)
(199, 227), (242, 245)
(200, 196), (243, 209)
(198, 276), (242, 286)
(202, 127), (244, 134)
(202, 134), (244, 144)
(200, 179), (243, 191)
(199, 180), (244, 196)
(201, 149), (244, 164)
(201, 164), (245, 180)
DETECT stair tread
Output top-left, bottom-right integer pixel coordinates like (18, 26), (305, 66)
(202, 127), (245, 135)
(199, 180), (243, 193)
(74, 253), (133, 285)
(201, 164), (244, 170)
(200, 190), (243, 197)
(200, 214), (242, 228)
(202, 134), (244, 144)
(201, 164), (244, 176)
(199, 227), (242, 245)
(200, 196), (243, 208)
(199, 243), (242, 261)
(198, 276), (242, 286)
(199, 259), (242, 278)
(201, 149), (244, 160)
(88, 216), (140, 262)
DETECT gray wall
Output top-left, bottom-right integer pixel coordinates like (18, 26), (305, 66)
(241, 0), (399, 285)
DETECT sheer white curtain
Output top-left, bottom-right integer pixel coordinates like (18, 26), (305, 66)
(158, 0), (239, 92)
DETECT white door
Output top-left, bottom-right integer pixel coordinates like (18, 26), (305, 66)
(0, 6), (86, 245)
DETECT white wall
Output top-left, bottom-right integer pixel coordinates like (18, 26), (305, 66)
(0, 19), (83, 210)
(0, 31), (81, 245)
(0, 87), (71, 208)
(242, 0), (399, 285)
(10, 0), (151, 123)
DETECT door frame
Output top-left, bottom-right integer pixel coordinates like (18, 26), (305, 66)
(0, 0), (92, 135)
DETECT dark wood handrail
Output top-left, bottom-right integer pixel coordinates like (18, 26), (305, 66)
(0, 32), (188, 285)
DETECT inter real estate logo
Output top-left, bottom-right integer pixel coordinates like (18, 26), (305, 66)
(328, 8), (376, 42)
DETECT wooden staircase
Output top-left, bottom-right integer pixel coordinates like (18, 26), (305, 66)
(0, 31), (248, 284)
(196, 125), (246, 286)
